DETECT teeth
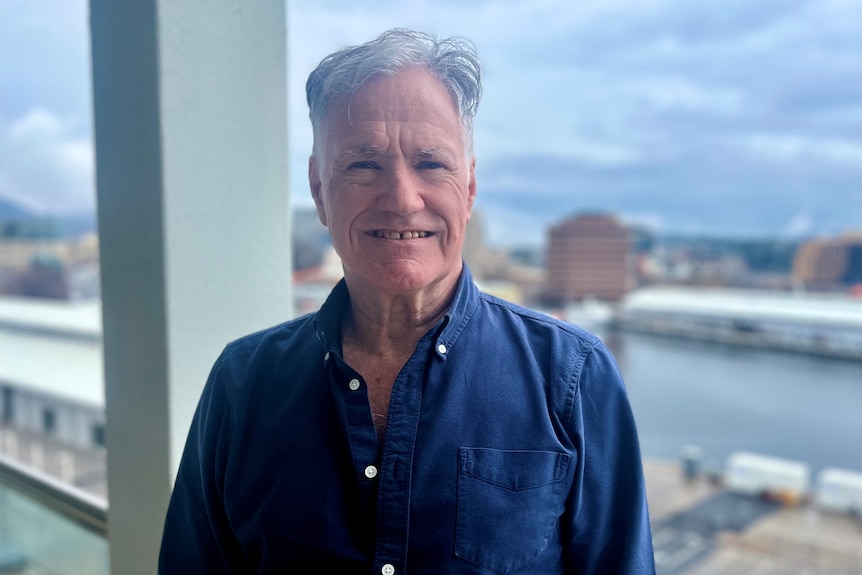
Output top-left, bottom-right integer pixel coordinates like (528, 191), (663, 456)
(375, 231), (430, 239)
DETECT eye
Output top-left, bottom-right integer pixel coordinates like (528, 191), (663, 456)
(416, 160), (445, 170)
(348, 161), (380, 170)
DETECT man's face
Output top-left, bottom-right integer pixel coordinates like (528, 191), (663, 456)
(309, 67), (476, 299)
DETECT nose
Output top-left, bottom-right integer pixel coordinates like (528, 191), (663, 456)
(376, 165), (426, 216)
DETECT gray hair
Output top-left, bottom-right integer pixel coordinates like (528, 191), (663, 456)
(306, 28), (482, 158)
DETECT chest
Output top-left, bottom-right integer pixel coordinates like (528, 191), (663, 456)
(344, 349), (405, 433)
(225, 342), (574, 574)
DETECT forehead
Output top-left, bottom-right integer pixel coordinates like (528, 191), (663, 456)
(321, 67), (462, 152)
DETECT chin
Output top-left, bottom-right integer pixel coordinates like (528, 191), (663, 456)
(373, 269), (434, 294)
(351, 261), (455, 297)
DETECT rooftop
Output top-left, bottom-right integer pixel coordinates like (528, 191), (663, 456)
(0, 296), (101, 340)
(0, 296), (103, 406)
(622, 287), (862, 330)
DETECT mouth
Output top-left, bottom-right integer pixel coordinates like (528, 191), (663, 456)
(371, 230), (433, 239)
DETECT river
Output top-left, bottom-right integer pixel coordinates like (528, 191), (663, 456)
(598, 329), (862, 474)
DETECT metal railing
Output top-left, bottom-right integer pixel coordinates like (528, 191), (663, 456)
(0, 451), (107, 536)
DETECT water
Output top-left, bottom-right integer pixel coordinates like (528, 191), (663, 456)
(0, 481), (109, 574)
(600, 329), (862, 474)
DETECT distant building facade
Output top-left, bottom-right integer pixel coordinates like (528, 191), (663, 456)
(462, 210), (513, 283)
(0, 296), (105, 454)
(546, 214), (630, 303)
(291, 206), (331, 271)
(0, 239), (78, 273)
(0, 233), (100, 299)
(793, 233), (862, 291)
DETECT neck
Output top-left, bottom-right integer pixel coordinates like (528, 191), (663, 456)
(342, 276), (458, 359)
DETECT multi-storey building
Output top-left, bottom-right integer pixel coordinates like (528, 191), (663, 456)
(793, 233), (862, 290)
(546, 214), (630, 303)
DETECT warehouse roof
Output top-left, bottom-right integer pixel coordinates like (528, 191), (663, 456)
(0, 296), (103, 406)
(622, 288), (862, 330)
(0, 295), (101, 339)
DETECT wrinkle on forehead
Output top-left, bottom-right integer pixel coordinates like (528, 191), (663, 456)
(320, 68), (466, 170)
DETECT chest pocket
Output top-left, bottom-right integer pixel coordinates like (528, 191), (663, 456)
(455, 447), (571, 574)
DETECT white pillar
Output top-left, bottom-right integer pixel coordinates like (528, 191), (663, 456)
(90, 1), (289, 572)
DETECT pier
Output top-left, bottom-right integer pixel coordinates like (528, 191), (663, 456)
(615, 287), (862, 361)
(645, 459), (862, 574)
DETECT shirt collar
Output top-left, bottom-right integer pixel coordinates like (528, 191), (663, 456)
(313, 264), (480, 361)
(434, 264), (479, 360)
(313, 279), (351, 357)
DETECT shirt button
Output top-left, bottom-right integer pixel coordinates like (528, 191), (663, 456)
(437, 344), (447, 354)
(381, 564), (395, 575)
(364, 465), (378, 479)
(348, 378), (360, 391)
(324, 351), (330, 361)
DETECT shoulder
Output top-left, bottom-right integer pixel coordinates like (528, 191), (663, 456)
(208, 312), (321, 396)
(476, 291), (602, 349)
(474, 291), (621, 395)
(472, 291), (611, 377)
(222, 312), (317, 360)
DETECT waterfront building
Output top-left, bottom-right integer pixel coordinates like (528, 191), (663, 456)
(0, 297), (105, 452)
(545, 213), (630, 303)
(617, 286), (862, 360)
(793, 232), (862, 291)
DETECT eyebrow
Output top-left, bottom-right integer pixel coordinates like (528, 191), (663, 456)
(334, 144), (378, 164)
(416, 147), (457, 163)
(333, 144), (458, 166)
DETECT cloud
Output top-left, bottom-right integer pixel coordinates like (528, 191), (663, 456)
(741, 133), (861, 167)
(0, 108), (95, 215)
(0, 1), (91, 120)
(782, 212), (814, 237)
(2, 0), (858, 243)
(621, 213), (665, 233)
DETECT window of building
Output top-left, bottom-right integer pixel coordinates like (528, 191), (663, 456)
(1, 385), (13, 423)
(92, 423), (105, 448)
(42, 407), (56, 434)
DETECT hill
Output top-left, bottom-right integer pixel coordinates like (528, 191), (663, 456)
(0, 196), (32, 221)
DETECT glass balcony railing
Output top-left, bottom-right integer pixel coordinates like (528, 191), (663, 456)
(0, 452), (108, 574)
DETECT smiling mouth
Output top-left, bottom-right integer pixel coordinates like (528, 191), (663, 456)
(371, 230), (433, 239)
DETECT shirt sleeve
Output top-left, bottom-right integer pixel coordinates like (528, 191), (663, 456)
(564, 341), (656, 574)
(159, 352), (245, 574)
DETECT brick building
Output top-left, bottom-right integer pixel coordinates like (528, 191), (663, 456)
(793, 233), (862, 290)
(546, 214), (630, 303)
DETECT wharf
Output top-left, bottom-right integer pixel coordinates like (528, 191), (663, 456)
(645, 459), (862, 575)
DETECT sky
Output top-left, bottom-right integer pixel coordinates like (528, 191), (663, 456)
(0, 0), (859, 247)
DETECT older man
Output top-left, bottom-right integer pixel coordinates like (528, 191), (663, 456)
(160, 29), (654, 574)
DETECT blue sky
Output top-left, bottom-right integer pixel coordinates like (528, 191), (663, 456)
(1, 0), (859, 247)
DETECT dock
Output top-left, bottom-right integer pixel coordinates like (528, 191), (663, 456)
(645, 459), (862, 574)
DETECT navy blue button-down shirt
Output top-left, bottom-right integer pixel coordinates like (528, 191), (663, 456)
(160, 267), (655, 574)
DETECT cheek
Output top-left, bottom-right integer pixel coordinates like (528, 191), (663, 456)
(325, 196), (366, 238)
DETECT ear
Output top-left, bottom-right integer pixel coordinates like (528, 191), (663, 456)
(309, 155), (328, 226)
(465, 157), (477, 221)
